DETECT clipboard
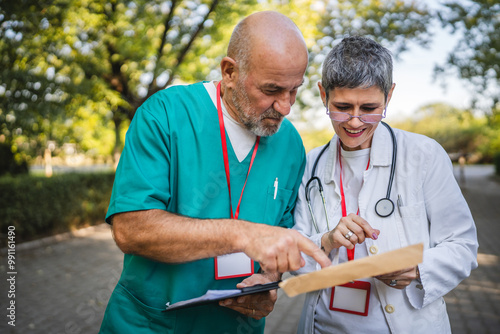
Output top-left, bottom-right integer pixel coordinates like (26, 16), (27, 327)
(164, 281), (281, 311)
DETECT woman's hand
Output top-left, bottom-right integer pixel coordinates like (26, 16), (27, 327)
(376, 266), (420, 289)
(321, 213), (380, 254)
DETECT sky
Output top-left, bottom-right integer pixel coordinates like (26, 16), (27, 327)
(388, 28), (470, 121)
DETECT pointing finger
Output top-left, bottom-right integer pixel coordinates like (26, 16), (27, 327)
(298, 236), (331, 268)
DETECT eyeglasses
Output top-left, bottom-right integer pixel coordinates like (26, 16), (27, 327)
(326, 109), (386, 124)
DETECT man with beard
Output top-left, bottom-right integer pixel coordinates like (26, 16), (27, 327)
(100, 11), (331, 334)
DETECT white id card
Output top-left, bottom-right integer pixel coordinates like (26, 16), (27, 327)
(215, 252), (254, 280)
(330, 281), (371, 316)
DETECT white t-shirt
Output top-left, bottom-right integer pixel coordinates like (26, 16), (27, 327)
(314, 147), (390, 334)
(204, 81), (256, 162)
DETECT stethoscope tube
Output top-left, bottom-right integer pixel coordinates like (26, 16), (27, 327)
(305, 122), (397, 233)
(306, 143), (331, 233)
(375, 122), (397, 217)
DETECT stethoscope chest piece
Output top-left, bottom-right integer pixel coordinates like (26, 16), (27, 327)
(375, 198), (394, 217)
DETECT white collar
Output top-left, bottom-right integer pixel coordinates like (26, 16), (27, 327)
(324, 124), (393, 184)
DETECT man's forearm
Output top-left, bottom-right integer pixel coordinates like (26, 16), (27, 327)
(111, 208), (332, 273)
(112, 209), (252, 263)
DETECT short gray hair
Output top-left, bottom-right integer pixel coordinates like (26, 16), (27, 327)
(322, 36), (393, 101)
(227, 18), (251, 75)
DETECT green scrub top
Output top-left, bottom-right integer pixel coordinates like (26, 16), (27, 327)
(100, 82), (306, 334)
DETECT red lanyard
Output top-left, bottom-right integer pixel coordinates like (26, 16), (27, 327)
(217, 82), (260, 220)
(338, 140), (370, 261)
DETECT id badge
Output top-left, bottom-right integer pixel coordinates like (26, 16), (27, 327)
(330, 281), (371, 316)
(215, 252), (254, 280)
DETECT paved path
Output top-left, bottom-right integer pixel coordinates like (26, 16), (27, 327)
(1, 165), (499, 333)
(0, 225), (123, 334)
(442, 165), (500, 333)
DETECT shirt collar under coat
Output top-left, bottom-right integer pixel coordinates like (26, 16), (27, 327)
(323, 123), (393, 184)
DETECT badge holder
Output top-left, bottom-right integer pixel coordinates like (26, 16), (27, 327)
(215, 81), (258, 281)
(330, 143), (371, 316)
(330, 280), (371, 316)
(215, 252), (254, 280)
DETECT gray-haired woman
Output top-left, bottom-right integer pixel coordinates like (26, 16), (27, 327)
(292, 36), (478, 333)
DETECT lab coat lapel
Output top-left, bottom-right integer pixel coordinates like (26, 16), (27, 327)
(370, 123), (393, 167)
(323, 135), (339, 185)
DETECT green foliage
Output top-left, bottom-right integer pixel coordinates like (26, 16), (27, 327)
(290, 0), (433, 122)
(437, 0), (500, 112)
(0, 0), (435, 164)
(299, 127), (335, 153)
(315, 0), (432, 54)
(0, 142), (28, 176)
(0, 172), (114, 242)
(494, 152), (500, 176)
(0, 0), (259, 159)
(392, 103), (499, 162)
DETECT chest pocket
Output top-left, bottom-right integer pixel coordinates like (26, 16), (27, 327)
(263, 185), (293, 226)
(398, 202), (425, 221)
(395, 202), (426, 246)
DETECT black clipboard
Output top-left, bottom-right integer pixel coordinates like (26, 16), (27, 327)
(164, 281), (281, 311)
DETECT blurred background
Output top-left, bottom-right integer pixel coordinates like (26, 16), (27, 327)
(0, 0), (499, 242)
(1, 1), (500, 333)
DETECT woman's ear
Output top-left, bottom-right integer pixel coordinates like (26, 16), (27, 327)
(318, 81), (327, 107)
(386, 83), (396, 105)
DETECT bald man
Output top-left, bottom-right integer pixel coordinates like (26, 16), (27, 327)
(100, 11), (330, 333)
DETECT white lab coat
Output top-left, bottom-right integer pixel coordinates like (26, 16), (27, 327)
(292, 125), (478, 333)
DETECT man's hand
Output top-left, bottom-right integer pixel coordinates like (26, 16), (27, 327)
(242, 226), (331, 274)
(219, 273), (279, 319)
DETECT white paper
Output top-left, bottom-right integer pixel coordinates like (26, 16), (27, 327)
(216, 252), (253, 278)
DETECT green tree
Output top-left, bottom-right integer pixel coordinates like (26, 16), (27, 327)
(290, 0), (433, 125)
(1, 0), (433, 164)
(0, 0), (257, 161)
(393, 102), (500, 162)
(436, 0), (500, 114)
(395, 103), (484, 152)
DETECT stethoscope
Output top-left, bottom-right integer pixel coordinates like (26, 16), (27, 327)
(305, 121), (397, 233)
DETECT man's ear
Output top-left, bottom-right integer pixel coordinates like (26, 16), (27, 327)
(220, 56), (238, 89)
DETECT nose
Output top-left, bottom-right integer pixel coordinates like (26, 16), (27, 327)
(347, 115), (364, 127)
(273, 91), (295, 116)
(347, 107), (364, 127)
(346, 117), (364, 128)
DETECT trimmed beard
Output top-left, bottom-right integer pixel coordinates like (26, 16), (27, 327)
(231, 79), (284, 137)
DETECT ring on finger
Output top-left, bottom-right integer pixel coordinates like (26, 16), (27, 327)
(389, 279), (397, 287)
(344, 231), (354, 240)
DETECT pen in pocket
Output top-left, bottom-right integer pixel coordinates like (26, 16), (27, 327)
(397, 194), (403, 215)
(274, 178), (278, 200)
